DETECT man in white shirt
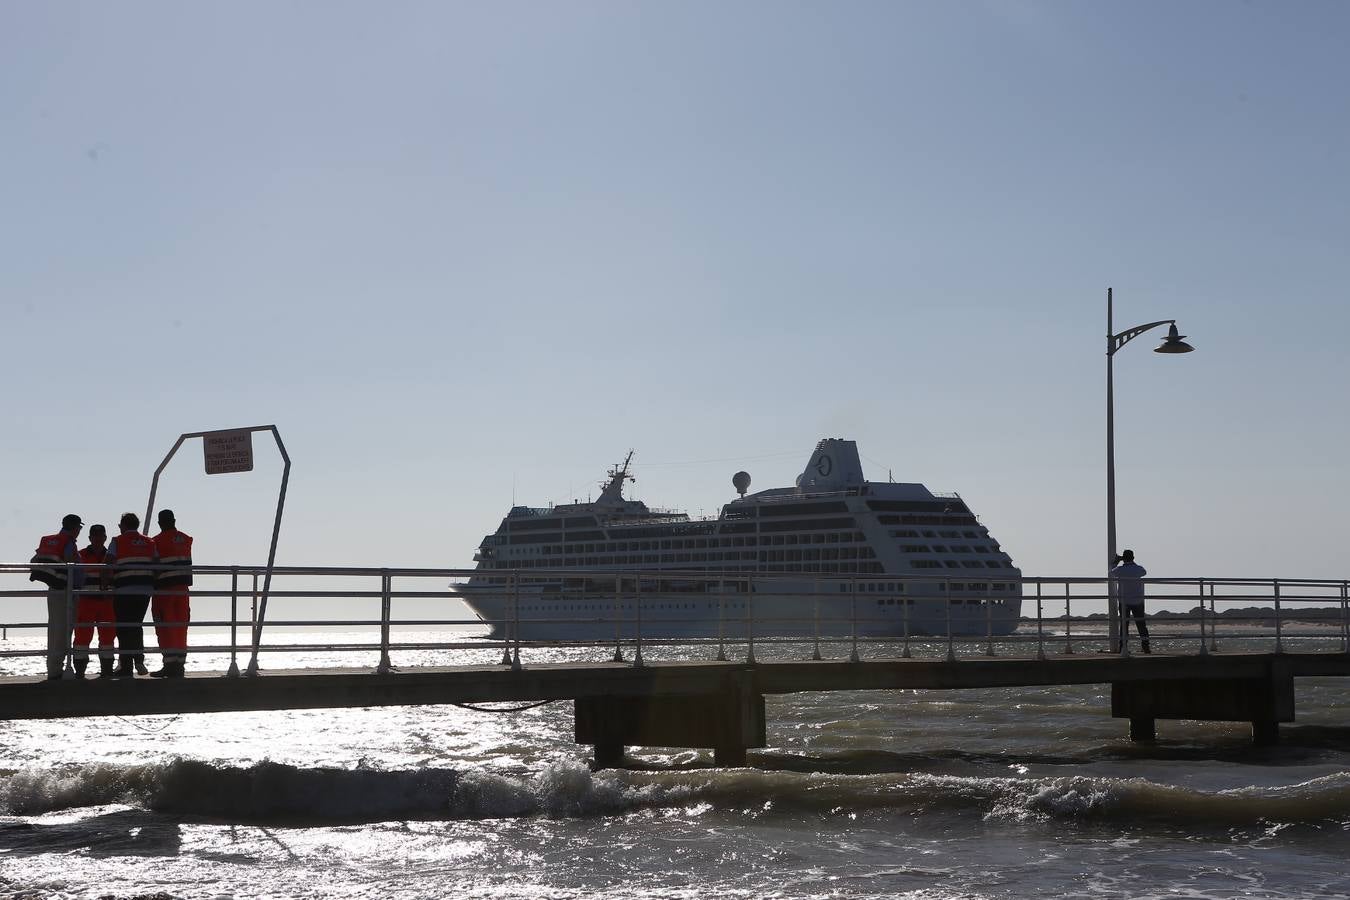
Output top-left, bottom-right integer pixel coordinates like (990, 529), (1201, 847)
(1110, 549), (1150, 654)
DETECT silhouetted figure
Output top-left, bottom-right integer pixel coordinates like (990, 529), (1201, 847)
(1110, 548), (1150, 654)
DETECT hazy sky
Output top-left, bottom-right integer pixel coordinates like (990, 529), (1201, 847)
(5, 1), (1348, 616)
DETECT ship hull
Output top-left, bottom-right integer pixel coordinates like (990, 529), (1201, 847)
(453, 580), (1020, 642)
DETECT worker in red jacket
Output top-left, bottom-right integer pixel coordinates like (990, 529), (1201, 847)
(73, 524), (116, 678)
(150, 509), (192, 678)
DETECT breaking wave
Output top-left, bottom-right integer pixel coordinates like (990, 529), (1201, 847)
(2, 759), (1348, 827)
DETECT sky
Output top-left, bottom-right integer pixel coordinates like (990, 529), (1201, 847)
(3, 1), (1348, 623)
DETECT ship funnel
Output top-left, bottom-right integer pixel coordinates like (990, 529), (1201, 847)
(796, 439), (865, 492)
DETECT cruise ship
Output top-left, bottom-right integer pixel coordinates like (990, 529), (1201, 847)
(453, 439), (1022, 640)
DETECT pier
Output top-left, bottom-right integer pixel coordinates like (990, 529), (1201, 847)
(4, 565), (1349, 765)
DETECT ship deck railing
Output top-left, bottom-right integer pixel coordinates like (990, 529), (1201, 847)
(2, 563), (1348, 677)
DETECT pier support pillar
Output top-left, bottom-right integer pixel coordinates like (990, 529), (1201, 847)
(1251, 720), (1279, 747)
(1129, 716), (1156, 742)
(575, 669), (765, 769)
(594, 740), (625, 769)
(1112, 660), (1293, 746)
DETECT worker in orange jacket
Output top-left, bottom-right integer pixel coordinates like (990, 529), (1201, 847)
(73, 524), (116, 678)
(150, 509), (192, 678)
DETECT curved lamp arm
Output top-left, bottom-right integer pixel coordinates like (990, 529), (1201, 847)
(1110, 319), (1175, 355)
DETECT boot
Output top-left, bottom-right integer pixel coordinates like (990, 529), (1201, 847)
(1141, 639), (1151, 654)
(134, 655), (149, 676)
(98, 657), (116, 679)
(151, 659), (187, 679)
(73, 659), (88, 679)
(112, 657), (135, 678)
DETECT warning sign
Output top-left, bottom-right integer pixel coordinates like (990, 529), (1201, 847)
(203, 429), (254, 475)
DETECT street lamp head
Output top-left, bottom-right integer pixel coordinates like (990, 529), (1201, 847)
(1154, 323), (1194, 354)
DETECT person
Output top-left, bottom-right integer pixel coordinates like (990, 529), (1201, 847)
(150, 509), (192, 678)
(1110, 548), (1150, 654)
(73, 524), (117, 678)
(29, 513), (85, 680)
(105, 512), (157, 677)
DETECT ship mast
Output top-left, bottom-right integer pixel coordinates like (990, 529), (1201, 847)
(598, 450), (635, 503)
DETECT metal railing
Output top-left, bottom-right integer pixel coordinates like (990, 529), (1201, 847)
(2, 564), (1347, 678)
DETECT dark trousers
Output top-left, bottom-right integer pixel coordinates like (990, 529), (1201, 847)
(1123, 603), (1149, 644)
(114, 594), (150, 665)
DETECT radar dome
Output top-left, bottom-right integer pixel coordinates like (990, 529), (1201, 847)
(732, 471), (752, 497)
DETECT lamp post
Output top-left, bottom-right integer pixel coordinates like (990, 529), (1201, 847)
(1106, 287), (1194, 653)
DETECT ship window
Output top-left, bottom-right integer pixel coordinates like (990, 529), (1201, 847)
(932, 545), (947, 553)
(922, 531), (936, 538)
(986, 561), (1003, 568)
(912, 560), (942, 569)
(944, 561), (961, 569)
(964, 532), (978, 538)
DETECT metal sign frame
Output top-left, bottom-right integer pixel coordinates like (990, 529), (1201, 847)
(145, 425), (290, 677)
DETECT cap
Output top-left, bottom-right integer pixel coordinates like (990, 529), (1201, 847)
(62, 514), (83, 530)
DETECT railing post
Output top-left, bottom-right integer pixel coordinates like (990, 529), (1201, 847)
(848, 578), (860, 663)
(511, 573), (521, 670)
(945, 578), (955, 662)
(612, 577), (624, 663)
(376, 570), (393, 674)
(984, 586), (995, 657)
(1063, 582), (1073, 655)
(63, 563), (76, 678)
(499, 576), (512, 666)
(227, 567), (240, 677)
(716, 578), (727, 662)
(1036, 582), (1045, 661)
(745, 576), (755, 665)
(1342, 581), (1348, 653)
(811, 577), (821, 661)
(246, 571), (261, 676)
(633, 575), (644, 667)
(1197, 579), (1208, 657)
(1273, 579), (1283, 655)
(901, 588), (911, 659)
(1208, 582), (1219, 653)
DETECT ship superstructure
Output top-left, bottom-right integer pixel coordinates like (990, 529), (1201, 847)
(454, 439), (1022, 639)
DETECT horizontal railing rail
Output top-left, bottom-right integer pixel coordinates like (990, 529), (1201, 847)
(1, 563), (1346, 678)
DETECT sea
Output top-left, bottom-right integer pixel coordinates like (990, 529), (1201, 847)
(2, 626), (1349, 900)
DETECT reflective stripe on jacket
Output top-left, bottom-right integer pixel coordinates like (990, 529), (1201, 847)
(153, 529), (193, 588)
(110, 532), (157, 590)
(30, 532), (76, 588)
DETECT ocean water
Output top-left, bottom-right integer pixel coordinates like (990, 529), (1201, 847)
(2, 629), (1349, 900)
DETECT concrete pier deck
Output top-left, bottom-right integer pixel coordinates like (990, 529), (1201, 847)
(5, 652), (1349, 763)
